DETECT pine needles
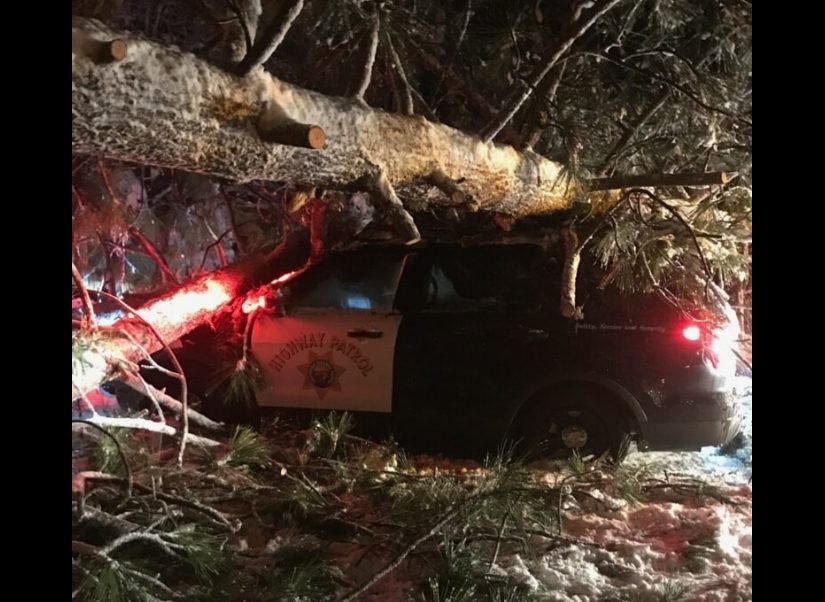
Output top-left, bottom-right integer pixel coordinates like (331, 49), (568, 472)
(221, 426), (271, 469)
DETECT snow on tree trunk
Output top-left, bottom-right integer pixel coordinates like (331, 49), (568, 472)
(71, 17), (604, 240)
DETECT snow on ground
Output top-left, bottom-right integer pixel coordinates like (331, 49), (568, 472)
(495, 485), (752, 602)
(493, 377), (752, 601)
(626, 376), (752, 485)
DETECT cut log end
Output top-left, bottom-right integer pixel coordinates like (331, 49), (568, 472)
(307, 125), (326, 149)
(108, 40), (128, 61)
(258, 122), (326, 149)
(94, 39), (128, 63)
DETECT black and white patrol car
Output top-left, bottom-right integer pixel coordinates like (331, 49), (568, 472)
(236, 242), (742, 458)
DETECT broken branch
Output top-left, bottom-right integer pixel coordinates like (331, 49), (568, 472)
(76, 414), (221, 448)
(588, 171), (734, 191)
(426, 169), (467, 204)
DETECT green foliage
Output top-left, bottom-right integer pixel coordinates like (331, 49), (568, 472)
(612, 465), (646, 505)
(588, 188), (751, 307)
(415, 577), (477, 602)
(566, 449), (587, 475)
(225, 357), (264, 408)
(266, 543), (338, 602)
(89, 427), (135, 475)
(171, 525), (229, 583)
(387, 471), (467, 521)
(307, 411), (354, 458)
(222, 426), (271, 469)
(266, 476), (330, 526)
(73, 560), (147, 602)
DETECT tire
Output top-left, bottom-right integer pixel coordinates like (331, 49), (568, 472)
(515, 387), (626, 460)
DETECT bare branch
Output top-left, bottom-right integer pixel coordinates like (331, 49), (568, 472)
(128, 227), (178, 285)
(337, 505), (463, 602)
(76, 414), (221, 447)
(483, 0), (624, 142)
(236, 0), (305, 76)
(117, 369), (224, 431)
(384, 29), (414, 115)
(364, 168), (421, 243)
(560, 225), (581, 318)
(597, 91), (670, 175)
(72, 262), (97, 331)
(355, 16), (380, 105)
(575, 51), (752, 126)
(227, 0), (262, 58)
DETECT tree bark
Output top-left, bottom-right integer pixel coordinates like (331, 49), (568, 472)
(72, 229), (309, 399)
(72, 18), (597, 231)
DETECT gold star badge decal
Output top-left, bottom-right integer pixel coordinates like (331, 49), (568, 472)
(297, 350), (346, 399)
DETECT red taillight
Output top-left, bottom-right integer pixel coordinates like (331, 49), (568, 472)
(680, 324), (717, 366)
(682, 325), (702, 342)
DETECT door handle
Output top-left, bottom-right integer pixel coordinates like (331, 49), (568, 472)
(347, 329), (383, 339)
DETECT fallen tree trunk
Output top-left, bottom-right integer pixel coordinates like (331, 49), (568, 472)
(72, 230), (309, 399)
(71, 18), (606, 242)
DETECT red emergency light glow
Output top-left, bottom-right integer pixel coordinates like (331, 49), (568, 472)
(271, 270), (299, 285)
(682, 325), (702, 342)
(242, 295), (268, 314)
(136, 279), (233, 329)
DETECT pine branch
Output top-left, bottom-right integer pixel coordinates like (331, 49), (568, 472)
(626, 188), (714, 293)
(576, 51), (752, 127)
(72, 420), (133, 497)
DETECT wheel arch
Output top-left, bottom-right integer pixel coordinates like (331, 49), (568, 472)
(506, 374), (648, 438)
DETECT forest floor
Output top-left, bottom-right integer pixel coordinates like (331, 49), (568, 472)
(71, 378), (752, 602)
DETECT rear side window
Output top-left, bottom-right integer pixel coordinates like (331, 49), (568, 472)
(285, 253), (405, 311)
(421, 246), (552, 311)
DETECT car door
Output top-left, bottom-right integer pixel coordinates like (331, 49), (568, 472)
(392, 245), (569, 452)
(251, 250), (406, 413)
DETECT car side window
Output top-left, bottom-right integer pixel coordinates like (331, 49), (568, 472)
(421, 247), (550, 312)
(284, 253), (405, 311)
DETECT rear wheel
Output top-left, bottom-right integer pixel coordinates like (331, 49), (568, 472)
(516, 388), (626, 460)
